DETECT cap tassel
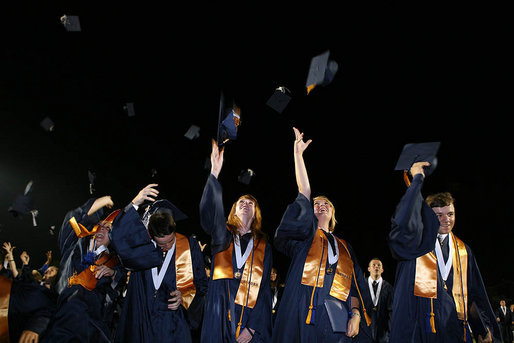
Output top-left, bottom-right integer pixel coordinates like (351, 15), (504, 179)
(430, 298), (436, 333)
(305, 287), (317, 324)
(235, 323), (241, 339)
(403, 171), (411, 187)
(306, 84), (316, 95)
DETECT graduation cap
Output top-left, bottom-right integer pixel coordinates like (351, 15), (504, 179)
(9, 180), (39, 227)
(60, 15), (81, 32)
(40, 117), (55, 132)
(49, 225), (56, 235)
(184, 125), (200, 140)
(217, 91), (241, 146)
(142, 199), (188, 228)
(394, 142), (441, 185)
(266, 86), (292, 114)
(305, 50), (339, 95)
(238, 168), (255, 185)
(123, 102), (136, 117)
(88, 169), (96, 194)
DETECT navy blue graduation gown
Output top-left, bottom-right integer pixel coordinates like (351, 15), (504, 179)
(43, 198), (127, 343)
(199, 174), (273, 343)
(111, 204), (208, 343)
(388, 174), (502, 343)
(4, 275), (56, 342)
(272, 192), (372, 343)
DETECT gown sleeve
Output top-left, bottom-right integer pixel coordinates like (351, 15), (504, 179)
(388, 174), (440, 260)
(273, 192), (316, 258)
(199, 174), (231, 255)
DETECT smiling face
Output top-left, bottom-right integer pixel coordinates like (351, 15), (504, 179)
(235, 198), (255, 222)
(94, 222), (112, 247)
(432, 204), (455, 234)
(313, 196), (335, 231)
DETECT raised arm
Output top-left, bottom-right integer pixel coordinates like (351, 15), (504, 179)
(293, 127), (312, 199)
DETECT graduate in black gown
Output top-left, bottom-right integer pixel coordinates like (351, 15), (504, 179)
(42, 195), (128, 343)
(199, 139), (273, 343)
(272, 127), (372, 343)
(112, 185), (208, 343)
(0, 273), (56, 343)
(388, 157), (501, 343)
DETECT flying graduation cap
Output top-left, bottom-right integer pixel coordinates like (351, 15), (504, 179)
(8, 180), (38, 227)
(184, 125), (200, 140)
(60, 15), (81, 32)
(88, 169), (96, 194)
(394, 142), (441, 186)
(123, 102), (136, 117)
(305, 50), (339, 95)
(266, 86), (292, 114)
(238, 169), (255, 185)
(217, 91), (241, 146)
(40, 116), (55, 132)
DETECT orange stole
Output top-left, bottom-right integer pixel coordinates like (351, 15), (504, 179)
(69, 209), (122, 238)
(68, 252), (119, 291)
(0, 276), (12, 343)
(212, 239), (266, 309)
(414, 234), (468, 321)
(301, 229), (353, 301)
(175, 233), (196, 310)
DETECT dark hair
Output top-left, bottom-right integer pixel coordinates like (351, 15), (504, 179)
(426, 192), (455, 208)
(148, 212), (176, 238)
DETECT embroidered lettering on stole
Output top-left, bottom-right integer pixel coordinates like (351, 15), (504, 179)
(212, 238), (266, 309)
(175, 233), (196, 310)
(414, 234), (468, 320)
(0, 276), (12, 343)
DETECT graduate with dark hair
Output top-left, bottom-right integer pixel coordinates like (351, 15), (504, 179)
(272, 127), (372, 343)
(42, 195), (127, 342)
(112, 185), (208, 343)
(199, 139), (273, 343)
(388, 146), (501, 343)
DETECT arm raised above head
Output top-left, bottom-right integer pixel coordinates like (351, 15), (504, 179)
(293, 127), (312, 200)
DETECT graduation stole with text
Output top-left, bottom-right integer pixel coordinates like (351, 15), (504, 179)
(302, 228), (371, 326)
(174, 233), (196, 310)
(212, 237), (266, 309)
(414, 233), (468, 335)
(0, 276), (12, 343)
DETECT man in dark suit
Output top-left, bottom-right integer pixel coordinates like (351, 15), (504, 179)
(496, 299), (513, 343)
(367, 258), (393, 343)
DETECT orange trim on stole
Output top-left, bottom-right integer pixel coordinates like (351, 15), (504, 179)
(175, 233), (196, 310)
(414, 234), (469, 321)
(68, 252), (119, 291)
(301, 229), (353, 301)
(212, 238), (266, 309)
(0, 276), (12, 343)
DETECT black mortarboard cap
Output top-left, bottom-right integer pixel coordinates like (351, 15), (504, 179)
(394, 142), (441, 176)
(88, 169), (96, 194)
(266, 86), (292, 114)
(60, 15), (81, 32)
(217, 91), (241, 146)
(8, 194), (35, 218)
(305, 50), (339, 95)
(40, 117), (55, 132)
(123, 102), (136, 117)
(142, 199), (188, 227)
(184, 125), (200, 140)
(238, 169), (255, 185)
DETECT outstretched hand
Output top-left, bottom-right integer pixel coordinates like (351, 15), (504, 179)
(210, 139), (224, 179)
(132, 184), (159, 207)
(293, 127), (312, 155)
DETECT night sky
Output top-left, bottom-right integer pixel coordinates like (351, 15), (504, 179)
(1, 3), (512, 304)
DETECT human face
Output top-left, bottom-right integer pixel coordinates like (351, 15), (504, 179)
(43, 266), (58, 280)
(313, 198), (333, 225)
(95, 222), (112, 247)
(500, 300), (506, 307)
(432, 204), (455, 234)
(368, 259), (383, 278)
(270, 268), (277, 282)
(153, 232), (176, 251)
(235, 198), (255, 221)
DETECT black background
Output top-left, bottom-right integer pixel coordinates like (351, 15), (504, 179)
(0, 2), (512, 304)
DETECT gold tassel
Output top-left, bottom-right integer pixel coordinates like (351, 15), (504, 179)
(228, 309), (231, 321)
(430, 298), (436, 333)
(235, 323), (241, 338)
(363, 309), (372, 327)
(305, 305), (313, 324)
